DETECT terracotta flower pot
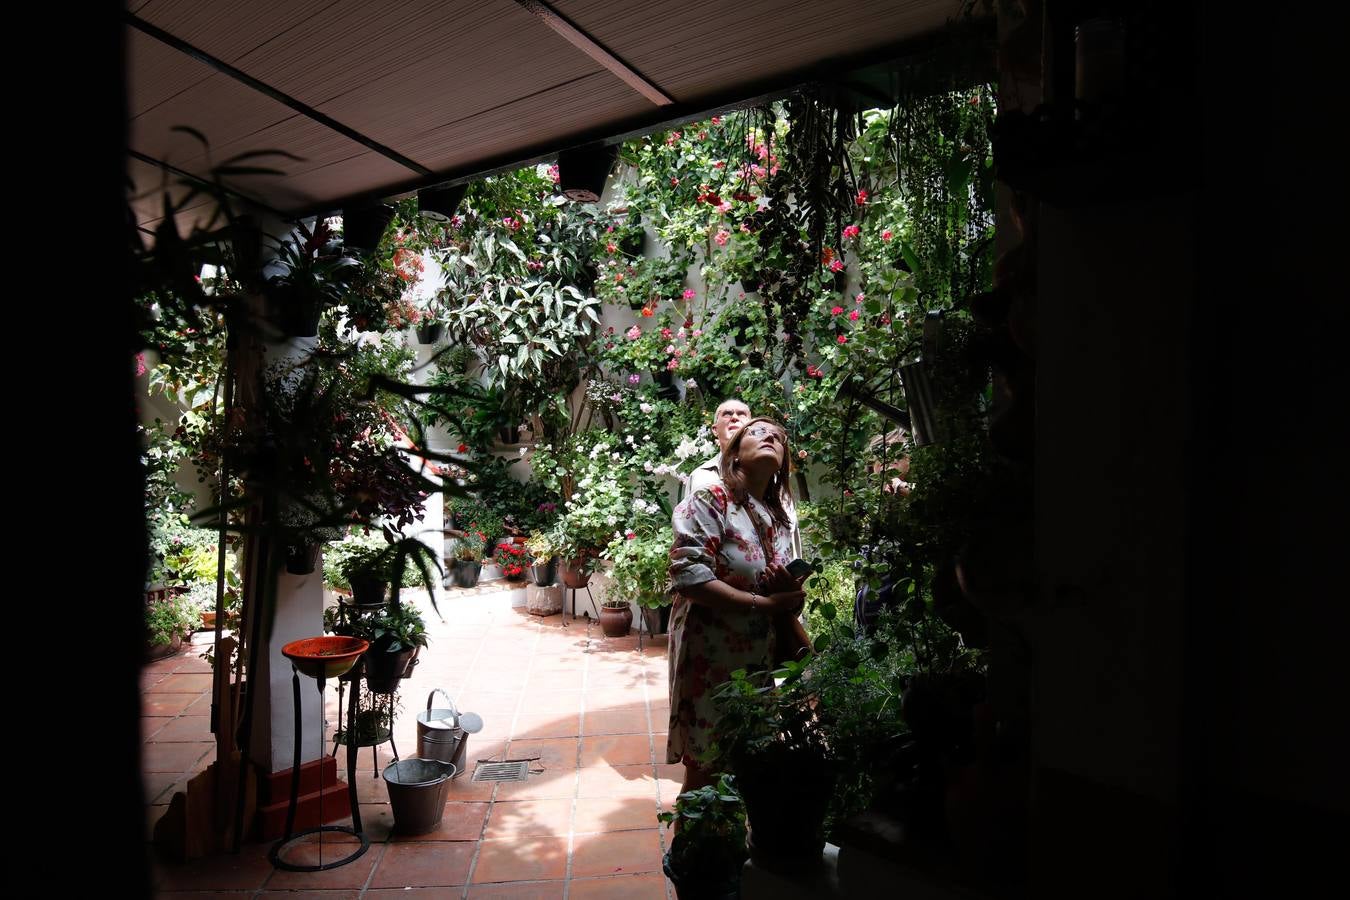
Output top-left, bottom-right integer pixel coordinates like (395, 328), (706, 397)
(599, 604), (632, 637)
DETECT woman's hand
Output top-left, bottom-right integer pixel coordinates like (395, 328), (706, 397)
(760, 561), (805, 594)
(757, 588), (806, 616)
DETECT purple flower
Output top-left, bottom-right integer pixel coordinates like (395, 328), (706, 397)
(627, 373), (640, 385)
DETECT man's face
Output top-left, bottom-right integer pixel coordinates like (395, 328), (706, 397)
(713, 401), (751, 450)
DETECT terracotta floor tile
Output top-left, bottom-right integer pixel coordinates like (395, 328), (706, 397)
(142, 717), (171, 742)
(366, 889), (462, 899)
(142, 771), (183, 805)
(155, 840), (274, 891)
(151, 715), (216, 742)
(492, 769), (578, 801)
(570, 828), (664, 878)
(504, 736), (579, 770)
(579, 733), (653, 767)
(512, 713), (581, 739)
(581, 688), (645, 710)
(576, 765), (657, 800)
(142, 740), (214, 773)
(345, 802), (394, 842)
(264, 834), (383, 890)
(572, 796), (664, 834)
(386, 800), (489, 842)
(470, 836), (569, 883)
(142, 693), (203, 716)
(518, 691), (583, 716)
(368, 839), (476, 888)
(483, 798), (575, 838)
(465, 881), (565, 899)
(257, 891), (361, 899)
(172, 656), (216, 673)
(568, 872), (670, 899)
(147, 673), (215, 693)
(580, 709), (650, 736)
(523, 670), (586, 692)
(442, 774), (498, 802)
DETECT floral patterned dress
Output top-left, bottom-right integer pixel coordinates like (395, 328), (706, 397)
(666, 482), (795, 766)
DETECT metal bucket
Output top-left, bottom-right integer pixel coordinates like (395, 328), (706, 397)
(416, 689), (480, 776)
(381, 758), (457, 834)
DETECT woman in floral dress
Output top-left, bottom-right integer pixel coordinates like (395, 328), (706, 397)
(667, 417), (810, 793)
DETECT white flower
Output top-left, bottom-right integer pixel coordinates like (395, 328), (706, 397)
(674, 437), (699, 461)
(643, 461), (653, 472)
(611, 452), (622, 461)
(686, 378), (698, 388)
(642, 434), (651, 442)
(518, 447), (528, 456)
(639, 403), (653, 414)
(571, 492), (581, 500)
(606, 515), (618, 526)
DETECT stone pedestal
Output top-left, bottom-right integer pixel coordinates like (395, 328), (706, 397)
(526, 583), (563, 616)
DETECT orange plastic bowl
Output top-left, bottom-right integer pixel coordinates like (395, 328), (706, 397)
(281, 636), (370, 680)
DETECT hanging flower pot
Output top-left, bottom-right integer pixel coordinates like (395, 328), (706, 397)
(414, 322), (443, 344)
(561, 557), (592, 589)
(285, 543), (321, 575)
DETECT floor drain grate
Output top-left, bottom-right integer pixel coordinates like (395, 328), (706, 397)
(472, 760), (531, 783)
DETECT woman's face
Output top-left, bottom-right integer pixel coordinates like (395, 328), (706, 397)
(737, 422), (787, 470)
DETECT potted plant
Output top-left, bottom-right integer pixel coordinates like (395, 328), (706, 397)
(364, 599), (429, 693)
(712, 660), (836, 870)
(523, 529), (558, 586)
(145, 591), (199, 661)
(492, 540), (529, 582)
(598, 597), (633, 637)
(605, 523), (673, 634)
(448, 534), (484, 588)
(339, 543), (396, 608)
(658, 773), (749, 900)
(264, 219), (359, 338)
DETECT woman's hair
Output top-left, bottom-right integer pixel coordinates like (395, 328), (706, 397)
(719, 417), (794, 528)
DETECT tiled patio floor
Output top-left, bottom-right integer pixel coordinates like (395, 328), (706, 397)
(143, 584), (676, 898)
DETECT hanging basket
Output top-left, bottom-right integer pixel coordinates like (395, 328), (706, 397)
(414, 322), (443, 344)
(284, 543), (321, 575)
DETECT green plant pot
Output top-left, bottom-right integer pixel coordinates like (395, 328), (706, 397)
(365, 645), (417, 694)
(348, 575), (389, 608)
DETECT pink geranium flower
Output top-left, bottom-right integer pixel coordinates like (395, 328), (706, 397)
(626, 325), (641, 340)
(849, 309), (860, 321)
(837, 334), (848, 344)
(882, 229), (893, 241)
(714, 229), (730, 246)
(829, 259), (845, 273)
(682, 289), (696, 300)
(842, 224), (861, 240)
(830, 306), (844, 316)
(856, 189), (868, 205)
